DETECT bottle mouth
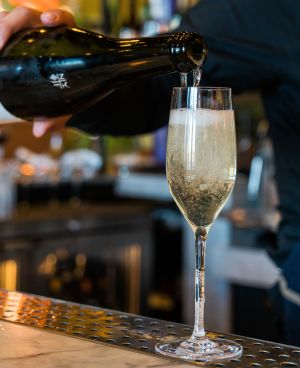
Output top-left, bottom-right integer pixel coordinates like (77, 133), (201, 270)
(169, 32), (208, 73)
(187, 33), (208, 66)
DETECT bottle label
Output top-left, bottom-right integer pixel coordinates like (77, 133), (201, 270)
(0, 102), (21, 123)
(49, 73), (70, 89)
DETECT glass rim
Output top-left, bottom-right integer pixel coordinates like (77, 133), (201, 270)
(173, 86), (232, 92)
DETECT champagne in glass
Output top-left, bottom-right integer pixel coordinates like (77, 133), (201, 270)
(156, 87), (242, 362)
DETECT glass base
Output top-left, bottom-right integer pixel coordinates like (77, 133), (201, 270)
(155, 337), (243, 362)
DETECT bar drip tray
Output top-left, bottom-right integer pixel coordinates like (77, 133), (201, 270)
(0, 290), (299, 367)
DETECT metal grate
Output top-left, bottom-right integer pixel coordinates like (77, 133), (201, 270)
(0, 290), (299, 367)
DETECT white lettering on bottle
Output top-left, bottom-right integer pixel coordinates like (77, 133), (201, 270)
(49, 73), (70, 89)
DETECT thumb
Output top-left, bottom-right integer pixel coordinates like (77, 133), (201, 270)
(41, 9), (76, 27)
(32, 115), (72, 137)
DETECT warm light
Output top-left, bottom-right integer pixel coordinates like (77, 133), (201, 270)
(128, 61), (149, 68)
(0, 259), (18, 291)
(75, 253), (86, 267)
(20, 163), (35, 176)
(38, 253), (57, 275)
(126, 244), (141, 314)
(46, 253), (57, 265)
(8, 0), (61, 11)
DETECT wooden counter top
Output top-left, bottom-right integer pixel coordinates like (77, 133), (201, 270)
(0, 320), (186, 368)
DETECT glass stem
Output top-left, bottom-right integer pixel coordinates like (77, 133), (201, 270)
(192, 226), (207, 340)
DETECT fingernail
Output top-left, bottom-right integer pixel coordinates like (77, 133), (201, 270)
(42, 11), (59, 23)
(33, 122), (46, 138)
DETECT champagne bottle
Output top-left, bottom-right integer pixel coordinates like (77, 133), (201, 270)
(0, 26), (207, 121)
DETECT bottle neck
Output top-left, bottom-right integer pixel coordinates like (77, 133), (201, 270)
(114, 32), (207, 73)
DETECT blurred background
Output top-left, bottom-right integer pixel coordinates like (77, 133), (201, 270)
(0, 0), (280, 343)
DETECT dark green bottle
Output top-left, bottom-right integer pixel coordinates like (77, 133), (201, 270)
(0, 26), (207, 120)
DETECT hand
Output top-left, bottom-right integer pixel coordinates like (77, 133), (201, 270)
(0, 6), (76, 137)
(33, 115), (73, 138)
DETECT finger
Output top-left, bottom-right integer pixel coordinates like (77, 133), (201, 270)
(32, 121), (52, 138)
(0, 6), (42, 49)
(41, 9), (76, 27)
(33, 115), (71, 137)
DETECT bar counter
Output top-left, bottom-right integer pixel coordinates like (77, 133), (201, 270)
(0, 290), (299, 368)
(0, 321), (183, 368)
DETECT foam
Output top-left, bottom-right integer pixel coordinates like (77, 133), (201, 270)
(169, 108), (234, 127)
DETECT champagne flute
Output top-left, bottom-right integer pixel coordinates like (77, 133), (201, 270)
(155, 87), (242, 362)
